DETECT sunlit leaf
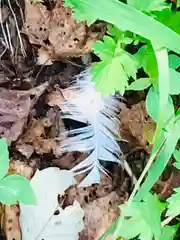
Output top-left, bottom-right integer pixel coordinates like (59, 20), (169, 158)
(0, 175), (36, 204)
(0, 138), (9, 179)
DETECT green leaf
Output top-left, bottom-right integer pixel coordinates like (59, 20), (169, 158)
(169, 54), (180, 69)
(155, 9), (180, 35)
(158, 225), (178, 240)
(178, 0), (180, 8)
(146, 87), (174, 122)
(91, 38), (138, 95)
(166, 187), (180, 217)
(135, 48), (176, 201)
(0, 175), (36, 204)
(117, 194), (164, 240)
(127, 0), (169, 12)
(127, 78), (152, 91)
(169, 68), (180, 95)
(0, 138), (9, 179)
(64, 0), (180, 55)
(135, 45), (158, 78)
(107, 24), (133, 44)
(135, 115), (180, 201)
(173, 149), (180, 169)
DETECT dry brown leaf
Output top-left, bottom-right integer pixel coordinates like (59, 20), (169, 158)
(2, 160), (37, 240)
(9, 159), (36, 179)
(120, 101), (156, 153)
(24, 0), (105, 58)
(66, 174), (115, 207)
(17, 117), (57, 156)
(2, 205), (21, 240)
(0, 89), (32, 144)
(80, 191), (120, 240)
(16, 143), (34, 159)
(37, 47), (53, 65)
(0, 6), (10, 24)
(47, 89), (65, 107)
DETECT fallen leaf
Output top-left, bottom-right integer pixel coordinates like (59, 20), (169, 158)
(80, 191), (120, 240)
(19, 168), (84, 240)
(16, 143), (34, 159)
(0, 89), (31, 144)
(0, 6), (10, 24)
(8, 159), (36, 180)
(2, 160), (37, 240)
(24, 0), (105, 58)
(47, 89), (65, 107)
(2, 205), (21, 240)
(37, 47), (53, 65)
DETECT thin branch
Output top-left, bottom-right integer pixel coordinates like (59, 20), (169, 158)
(7, 0), (26, 57)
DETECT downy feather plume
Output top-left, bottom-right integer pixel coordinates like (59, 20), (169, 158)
(59, 69), (123, 187)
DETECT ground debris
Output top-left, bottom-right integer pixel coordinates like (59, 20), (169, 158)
(120, 101), (156, 153)
(23, 0), (106, 59)
(80, 191), (121, 240)
(1, 160), (36, 240)
(0, 88), (31, 144)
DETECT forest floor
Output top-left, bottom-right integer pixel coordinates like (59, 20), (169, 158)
(0, 0), (180, 239)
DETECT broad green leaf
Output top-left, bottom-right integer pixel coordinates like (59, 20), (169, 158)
(169, 54), (180, 69)
(155, 9), (180, 35)
(135, 48), (175, 201)
(127, 0), (169, 12)
(135, 45), (158, 78)
(0, 175), (36, 204)
(127, 78), (152, 90)
(92, 38), (138, 95)
(169, 68), (180, 95)
(135, 115), (180, 201)
(64, 0), (180, 55)
(158, 225), (178, 240)
(146, 87), (174, 122)
(0, 138), (9, 179)
(166, 188), (180, 217)
(173, 149), (180, 169)
(116, 194), (164, 240)
(178, 0), (180, 8)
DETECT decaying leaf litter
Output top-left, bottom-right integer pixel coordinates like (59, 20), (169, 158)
(0, 0), (177, 239)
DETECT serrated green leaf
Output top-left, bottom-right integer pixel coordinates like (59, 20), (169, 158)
(127, 78), (152, 91)
(117, 194), (164, 240)
(0, 138), (9, 179)
(64, 0), (180, 55)
(146, 87), (174, 122)
(127, 0), (169, 12)
(158, 225), (178, 240)
(169, 54), (180, 69)
(169, 68), (180, 95)
(166, 187), (180, 217)
(92, 38), (138, 95)
(173, 149), (180, 169)
(0, 175), (36, 204)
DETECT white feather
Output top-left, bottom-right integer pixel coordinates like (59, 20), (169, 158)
(60, 69), (122, 187)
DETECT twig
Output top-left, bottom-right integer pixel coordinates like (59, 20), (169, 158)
(7, 0), (26, 57)
(5, 21), (13, 55)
